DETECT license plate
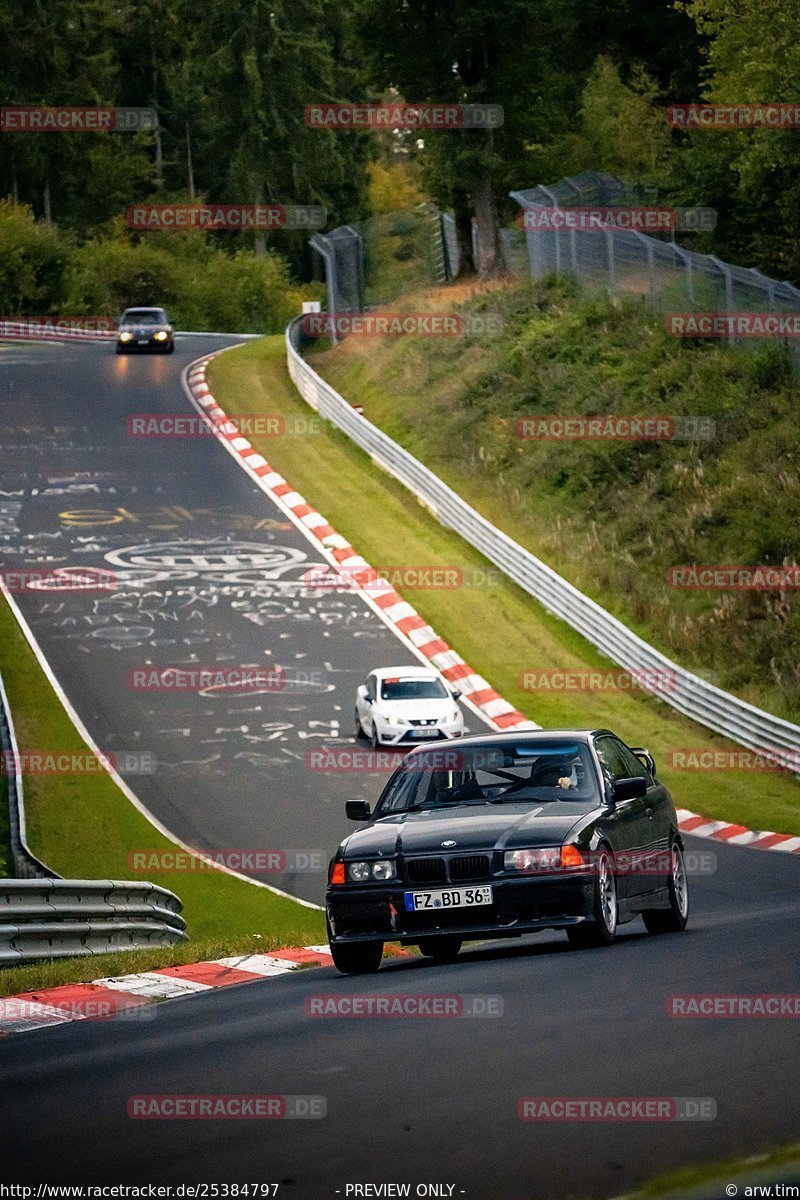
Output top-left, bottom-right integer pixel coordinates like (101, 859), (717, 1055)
(138, 338), (149, 345)
(404, 885), (493, 912)
(409, 728), (438, 738)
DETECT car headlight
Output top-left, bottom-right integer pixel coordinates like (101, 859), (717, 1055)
(154, 330), (168, 341)
(504, 847), (562, 873)
(504, 846), (586, 873)
(347, 860), (396, 882)
(118, 331), (132, 342)
(371, 860), (395, 881)
(383, 715), (404, 726)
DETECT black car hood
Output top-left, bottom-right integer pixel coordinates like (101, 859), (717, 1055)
(343, 802), (598, 857)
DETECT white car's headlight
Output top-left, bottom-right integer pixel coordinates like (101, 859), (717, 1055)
(383, 714), (405, 726)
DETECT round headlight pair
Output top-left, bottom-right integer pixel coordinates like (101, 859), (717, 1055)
(348, 859), (395, 882)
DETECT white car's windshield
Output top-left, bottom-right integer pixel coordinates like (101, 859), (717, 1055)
(380, 678), (448, 700)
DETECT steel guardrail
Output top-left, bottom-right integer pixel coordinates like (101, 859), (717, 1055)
(286, 317), (800, 764)
(0, 879), (187, 965)
(0, 670), (55, 879)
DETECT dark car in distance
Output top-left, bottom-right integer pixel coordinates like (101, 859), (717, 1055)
(325, 729), (689, 974)
(116, 307), (174, 353)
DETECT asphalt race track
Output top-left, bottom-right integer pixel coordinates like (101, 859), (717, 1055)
(1, 840), (799, 1195)
(1, 337), (798, 1197)
(0, 335), (456, 903)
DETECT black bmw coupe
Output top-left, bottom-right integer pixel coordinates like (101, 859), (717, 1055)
(326, 729), (688, 974)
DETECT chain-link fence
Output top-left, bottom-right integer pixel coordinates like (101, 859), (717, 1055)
(509, 171), (800, 351)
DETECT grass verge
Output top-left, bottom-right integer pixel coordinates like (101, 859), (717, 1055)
(209, 335), (799, 835)
(619, 1141), (800, 1198)
(0, 597), (325, 997)
(313, 279), (800, 725)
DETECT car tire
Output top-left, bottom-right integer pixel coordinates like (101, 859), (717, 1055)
(354, 708), (366, 739)
(370, 726), (381, 750)
(329, 939), (383, 975)
(566, 848), (617, 948)
(418, 936), (462, 962)
(165, 344), (175, 354)
(642, 842), (689, 934)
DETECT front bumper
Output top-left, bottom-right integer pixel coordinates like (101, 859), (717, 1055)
(374, 719), (464, 747)
(117, 333), (173, 351)
(327, 872), (595, 944)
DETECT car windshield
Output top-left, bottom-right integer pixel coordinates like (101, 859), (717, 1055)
(380, 677), (448, 701)
(123, 310), (164, 325)
(375, 740), (600, 814)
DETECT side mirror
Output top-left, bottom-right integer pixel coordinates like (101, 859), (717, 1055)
(346, 800), (372, 821)
(612, 776), (648, 803)
(451, 690), (462, 701)
(631, 747), (656, 778)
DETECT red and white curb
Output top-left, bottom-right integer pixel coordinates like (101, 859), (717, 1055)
(0, 945), (334, 1036)
(675, 809), (800, 853)
(183, 352), (534, 735)
(183, 350), (800, 857)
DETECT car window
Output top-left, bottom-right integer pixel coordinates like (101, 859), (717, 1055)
(594, 737), (631, 783)
(380, 677), (447, 700)
(374, 740), (601, 815)
(616, 741), (652, 782)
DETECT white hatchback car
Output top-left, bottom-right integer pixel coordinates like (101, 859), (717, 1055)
(355, 666), (465, 748)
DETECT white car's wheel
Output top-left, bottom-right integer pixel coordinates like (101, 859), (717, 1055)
(354, 708), (366, 739)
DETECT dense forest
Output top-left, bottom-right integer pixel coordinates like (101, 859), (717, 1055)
(1, 0), (799, 326)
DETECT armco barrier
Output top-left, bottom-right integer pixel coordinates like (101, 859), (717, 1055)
(286, 317), (800, 763)
(1, 670), (187, 961)
(0, 670), (54, 879)
(0, 879), (186, 965)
